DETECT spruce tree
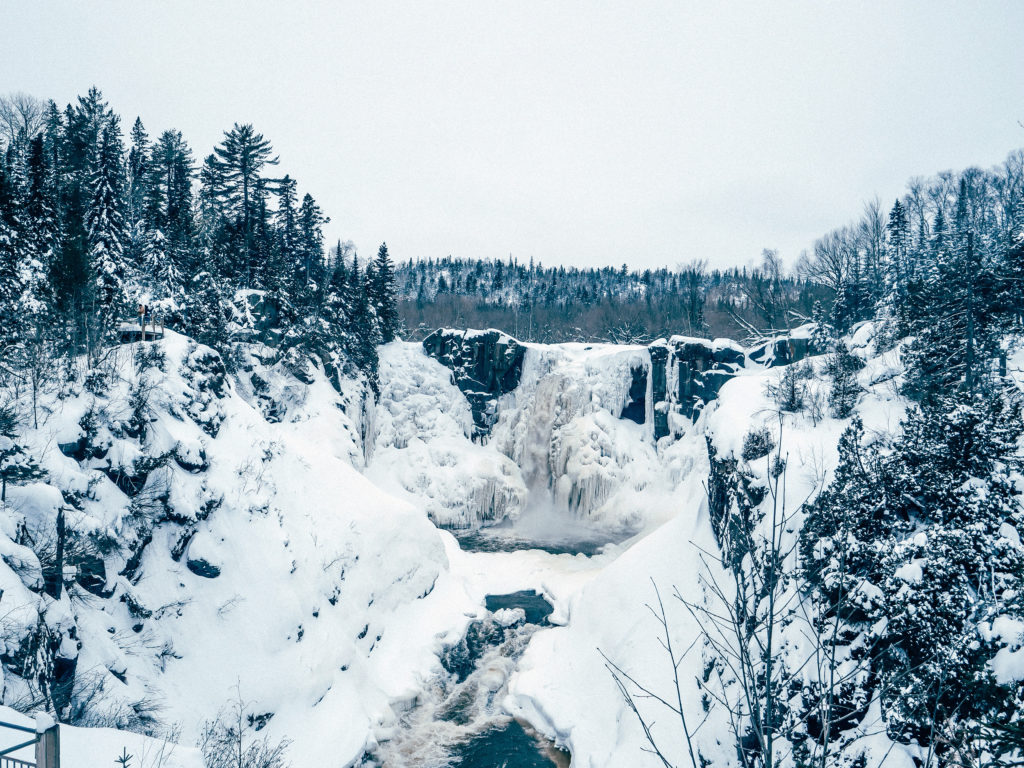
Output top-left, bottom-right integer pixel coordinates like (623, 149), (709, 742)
(21, 135), (56, 324)
(86, 121), (127, 342)
(0, 155), (25, 354)
(147, 129), (194, 296)
(0, 426), (45, 504)
(372, 242), (398, 342)
(826, 340), (862, 418)
(182, 271), (228, 348)
(126, 117), (150, 234)
(276, 174), (297, 257)
(211, 123), (278, 282)
(297, 193), (326, 302)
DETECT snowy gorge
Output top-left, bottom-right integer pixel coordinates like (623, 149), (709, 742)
(5, 309), (1010, 768)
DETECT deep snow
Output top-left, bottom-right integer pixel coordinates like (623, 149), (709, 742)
(1, 324), (1019, 768)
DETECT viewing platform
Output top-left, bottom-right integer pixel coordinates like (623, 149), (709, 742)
(118, 322), (165, 343)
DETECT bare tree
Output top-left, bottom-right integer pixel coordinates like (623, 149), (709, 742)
(603, 422), (802, 768)
(0, 91), (46, 146)
(200, 685), (290, 768)
(743, 249), (790, 335)
(798, 227), (855, 294)
(859, 198), (886, 299)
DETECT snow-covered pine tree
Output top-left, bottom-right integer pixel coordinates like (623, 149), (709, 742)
(346, 255), (381, 386)
(297, 192), (326, 306)
(181, 271), (228, 348)
(211, 123), (278, 283)
(154, 129), (194, 280)
(126, 117), (150, 236)
(809, 299), (831, 353)
(902, 183), (1006, 403)
(86, 121), (127, 344)
(801, 389), (1024, 757)
(276, 174), (298, 264)
(23, 134), (57, 319)
(372, 242), (398, 342)
(0, 402), (46, 504)
(0, 152), (26, 354)
(826, 340), (862, 419)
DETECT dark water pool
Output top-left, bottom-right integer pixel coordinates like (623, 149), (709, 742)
(452, 719), (570, 768)
(454, 527), (625, 556)
(484, 590), (554, 626)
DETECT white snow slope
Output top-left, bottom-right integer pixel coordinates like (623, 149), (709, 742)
(0, 333), (485, 765)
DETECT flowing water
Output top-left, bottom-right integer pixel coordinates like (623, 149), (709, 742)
(361, 591), (570, 768)
(364, 501), (628, 766)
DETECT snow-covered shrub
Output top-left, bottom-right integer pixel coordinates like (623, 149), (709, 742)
(83, 368), (111, 397)
(134, 342), (167, 373)
(827, 341), (864, 419)
(767, 361), (813, 413)
(741, 425), (775, 462)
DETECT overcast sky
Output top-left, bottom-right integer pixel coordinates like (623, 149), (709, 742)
(3, 1), (1023, 270)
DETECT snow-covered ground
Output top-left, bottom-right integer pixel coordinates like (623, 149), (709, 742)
(0, 324), (940, 767)
(0, 705), (202, 768)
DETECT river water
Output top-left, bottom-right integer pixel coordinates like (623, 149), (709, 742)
(360, 513), (626, 767)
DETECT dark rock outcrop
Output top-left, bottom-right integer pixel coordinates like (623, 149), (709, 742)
(748, 334), (814, 367)
(620, 366), (647, 425)
(422, 329), (526, 439)
(671, 337), (746, 422)
(649, 343), (670, 440)
(648, 337), (747, 438)
(74, 553), (108, 596)
(186, 557), (221, 579)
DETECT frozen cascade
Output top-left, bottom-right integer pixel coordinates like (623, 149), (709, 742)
(371, 340), (703, 532)
(369, 342), (529, 528)
(491, 344), (658, 523)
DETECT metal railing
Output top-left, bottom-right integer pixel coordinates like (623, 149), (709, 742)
(0, 719), (37, 768)
(0, 718), (59, 768)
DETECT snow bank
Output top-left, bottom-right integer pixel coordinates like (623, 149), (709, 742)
(0, 706), (202, 768)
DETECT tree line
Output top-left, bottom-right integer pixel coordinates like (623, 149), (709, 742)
(394, 254), (830, 343)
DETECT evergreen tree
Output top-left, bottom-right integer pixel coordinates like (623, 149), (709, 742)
(0, 408), (45, 503)
(126, 117), (150, 238)
(86, 121), (127, 342)
(801, 391), (1024, 752)
(826, 340), (862, 418)
(0, 155), (25, 353)
(347, 255), (381, 386)
(297, 193), (326, 303)
(809, 299), (831, 353)
(372, 242), (398, 342)
(146, 129), (193, 296)
(886, 199), (910, 295)
(181, 271), (228, 348)
(211, 123), (277, 283)
(21, 135), (55, 324)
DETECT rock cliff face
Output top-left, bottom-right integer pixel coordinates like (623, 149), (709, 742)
(649, 337), (747, 439)
(424, 328), (813, 444)
(421, 329), (525, 439)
